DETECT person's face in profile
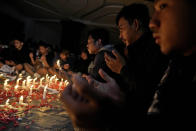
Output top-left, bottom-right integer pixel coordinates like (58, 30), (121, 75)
(86, 35), (99, 54)
(81, 52), (88, 60)
(118, 17), (136, 47)
(149, 0), (196, 55)
(39, 46), (47, 55)
(60, 53), (68, 61)
(14, 40), (23, 50)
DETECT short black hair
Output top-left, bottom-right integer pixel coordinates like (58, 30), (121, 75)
(116, 3), (150, 32)
(11, 33), (25, 42)
(88, 28), (109, 46)
(38, 41), (50, 48)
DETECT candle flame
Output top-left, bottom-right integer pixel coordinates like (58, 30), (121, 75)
(16, 78), (22, 85)
(6, 99), (10, 105)
(14, 85), (18, 91)
(19, 96), (23, 104)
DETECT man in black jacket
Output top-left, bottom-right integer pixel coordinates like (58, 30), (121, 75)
(60, 3), (168, 130)
(86, 28), (118, 82)
(104, 3), (168, 120)
(147, 0), (196, 123)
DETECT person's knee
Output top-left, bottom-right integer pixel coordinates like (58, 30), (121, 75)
(0, 62), (3, 68)
(37, 68), (48, 75)
(48, 68), (56, 74)
(15, 64), (23, 71)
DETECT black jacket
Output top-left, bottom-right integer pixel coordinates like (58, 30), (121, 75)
(88, 44), (119, 82)
(148, 53), (196, 121)
(119, 31), (168, 121)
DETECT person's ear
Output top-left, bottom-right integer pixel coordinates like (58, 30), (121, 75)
(133, 19), (140, 32)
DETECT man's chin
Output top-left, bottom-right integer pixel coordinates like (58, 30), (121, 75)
(160, 47), (172, 56)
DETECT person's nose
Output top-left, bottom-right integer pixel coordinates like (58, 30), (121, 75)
(149, 12), (160, 32)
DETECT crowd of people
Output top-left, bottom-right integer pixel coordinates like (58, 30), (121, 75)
(0, 37), (93, 78)
(60, 0), (196, 130)
(1, 0), (196, 130)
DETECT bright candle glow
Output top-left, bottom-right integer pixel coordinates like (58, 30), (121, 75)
(19, 96), (23, 104)
(16, 78), (22, 86)
(43, 85), (48, 99)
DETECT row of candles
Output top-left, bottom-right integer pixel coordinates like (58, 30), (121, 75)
(0, 60), (67, 128)
(1, 73), (69, 109)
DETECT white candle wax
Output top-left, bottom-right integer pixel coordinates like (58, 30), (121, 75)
(43, 85), (48, 99)
(26, 79), (32, 87)
(4, 79), (9, 89)
(16, 78), (22, 86)
(64, 80), (69, 86)
(14, 85), (19, 91)
(49, 76), (56, 85)
(40, 77), (45, 86)
(57, 59), (61, 70)
(29, 85), (33, 96)
(33, 78), (37, 85)
(26, 76), (31, 80)
(59, 81), (63, 90)
(19, 96), (23, 104)
(55, 78), (58, 84)
(5, 99), (10, 106)
(19, 73), (23, 78)
(22, 80), (26, 87)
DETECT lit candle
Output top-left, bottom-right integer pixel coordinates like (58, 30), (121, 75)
(40, 77), (45, 86)
(33, 78), (37, 85)
(5, 99), (10, 106)
(4, 79), (9, 89)
(0, 74), (3, 77)
(26, 76), (32, 87)
(29, 85), (33, 96)
(57, 59), (62, 70)
(26, 78), (32, 87)
(66, 81), (69, 86)
(46, 74), (49, 79)
(49, 75), (55, 85)
(14, 85), (19, 91)
(19, 96), (27, 106)
(45, 74), (49, 83)
(59, 81), (63, 90)
(26, 76), (31, 80)
(43, 85), (48, 99)
(55, 78), (58, 84)
(61, 78), (64, 82)
(19, 73), (22, 78)
(16, 78), (22, 86)
(22, 80), (26, 88)
(64, 80), (69, 86)
(19, 96), (24, 105)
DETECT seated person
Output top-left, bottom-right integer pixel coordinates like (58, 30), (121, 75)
(75, 48), (91, 74)
(24, 41), (55, 77)
(0, 61), (3, 68)
(48, 49), (76, 79)
(86, 28), (119, 82)
(4, 38), (30, 73)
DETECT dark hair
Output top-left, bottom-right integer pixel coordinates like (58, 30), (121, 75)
(11, 34), (25, 42)
(60, 49), (70, 56)
(38, 41), (50, 48)
(116, 3), (150, 32)
(88, 28), (109, 46)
